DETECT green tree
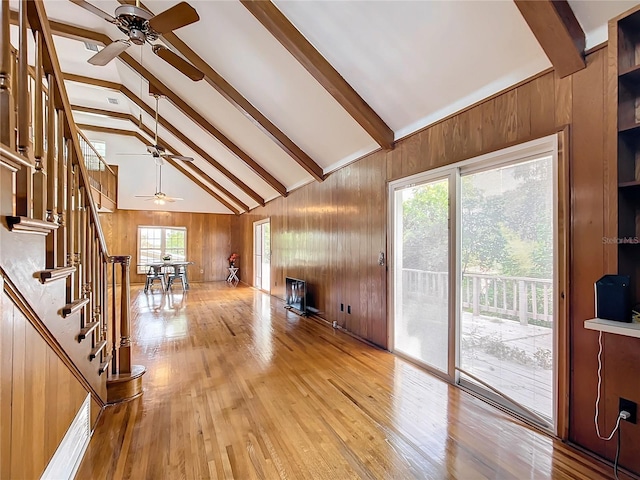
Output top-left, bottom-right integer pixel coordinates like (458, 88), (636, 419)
(402, 181), (448, 271)
(460, 178), (506, 274)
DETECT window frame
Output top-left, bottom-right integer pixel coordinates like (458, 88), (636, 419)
(137, 225), (187, 274)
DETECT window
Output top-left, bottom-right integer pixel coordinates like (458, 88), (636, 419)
(137, 226), (187, 274)
(86, 140), (106, 171)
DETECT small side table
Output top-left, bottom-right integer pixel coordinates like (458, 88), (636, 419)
(227, 266), (239, 283)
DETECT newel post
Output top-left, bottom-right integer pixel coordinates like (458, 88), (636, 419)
(118, 255), (132, 374)
(106, 255), (145, 404)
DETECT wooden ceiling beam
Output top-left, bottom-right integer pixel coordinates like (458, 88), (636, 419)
(72, 104), (130, 120)
(241, 0), (394, 150)
(117, 0), (325, 182)
(72, 105), (250, 212)
(514, 0), (585, 78)
(64, 72), (121, 91)
(63, 73), (266, 206)
(131, 115), (251, 213)
(76, 122), (242, 214)
(48, 20), (288, 197)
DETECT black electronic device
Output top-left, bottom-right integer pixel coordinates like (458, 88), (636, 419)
(285, 277), (306, 314)
(595, 274), (630, 322)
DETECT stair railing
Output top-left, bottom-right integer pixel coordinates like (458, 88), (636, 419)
(0, 0), (142, 403)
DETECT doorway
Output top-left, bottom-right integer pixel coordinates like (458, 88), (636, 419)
(254, 219), (271, 293)
(389, 136), (558, 432)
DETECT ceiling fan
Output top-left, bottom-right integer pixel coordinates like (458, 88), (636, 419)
(135, 163), (183, 204)
(120, 94), (195, 165)
(70, 0), (204, 81)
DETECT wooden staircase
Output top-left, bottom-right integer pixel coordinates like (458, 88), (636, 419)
(0, 0), (143, 413)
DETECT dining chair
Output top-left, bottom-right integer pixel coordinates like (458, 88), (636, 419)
(167, 264), (188, 291)
(144, 265), (166, 292)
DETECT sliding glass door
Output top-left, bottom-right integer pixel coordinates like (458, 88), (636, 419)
(389, 136), (558, 431)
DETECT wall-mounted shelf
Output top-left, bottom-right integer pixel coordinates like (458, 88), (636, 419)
(585, 318), (640, 338)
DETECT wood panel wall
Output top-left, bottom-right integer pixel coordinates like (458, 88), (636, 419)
(100, 210), (233, 284)
(0, 285), (91, 479)
(234, 46), (640, 474)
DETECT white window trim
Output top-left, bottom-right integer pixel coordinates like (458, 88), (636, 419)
(137, 225), (187, 274)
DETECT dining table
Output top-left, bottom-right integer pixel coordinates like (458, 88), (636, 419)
(142, 261), (194, 291)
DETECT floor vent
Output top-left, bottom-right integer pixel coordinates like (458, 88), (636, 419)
(40, 394), (91, 480)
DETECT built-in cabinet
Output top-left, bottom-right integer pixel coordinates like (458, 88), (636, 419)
(612, 5), (640, 309)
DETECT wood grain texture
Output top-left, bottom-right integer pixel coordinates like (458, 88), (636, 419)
(0, 278), (13, 480)
(233, 45), (640, 473)
(99, 210), (232, 284)
(569, 46), (613, 457)
(2, 289), (91, 479)
(77, 283), (618, 480)
(236, 151), (388, 348)
(514, 0), (586, 78)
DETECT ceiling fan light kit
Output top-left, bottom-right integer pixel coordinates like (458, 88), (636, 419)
(70, 0), (204, 80)
(135, 164), (183, 204)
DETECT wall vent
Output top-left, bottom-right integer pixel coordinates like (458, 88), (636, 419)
(40, 394), (91, 480)
(83, 42), (99, 52)
(107, 97), (119, 105)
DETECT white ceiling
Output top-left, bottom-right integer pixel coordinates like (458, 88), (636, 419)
(18, 0), (638, 214)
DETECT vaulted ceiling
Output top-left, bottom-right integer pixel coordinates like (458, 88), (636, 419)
(10, 0), (638, 214)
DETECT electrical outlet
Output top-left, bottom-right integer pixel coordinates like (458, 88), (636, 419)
(620, 398), (637, 424)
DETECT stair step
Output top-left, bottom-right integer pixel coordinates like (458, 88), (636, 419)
(99, 355), (112, 376)
(89, 339), (107, 360)
(62, 297), (90, 318)
(6, 216), (58, 235)
(78, 321), (100, 341)
(37, 265), (76, 284)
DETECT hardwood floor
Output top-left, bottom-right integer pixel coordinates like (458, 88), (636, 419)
(77, 282), (615, 479)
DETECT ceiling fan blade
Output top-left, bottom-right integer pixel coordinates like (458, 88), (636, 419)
(88, 40), (130, 66)
(163, 155), (194, 162)
(152, 45), (204, 81)
(148, 2), (199, 34)
(135, 195), (157, 198)
(69, 0), (116, 23)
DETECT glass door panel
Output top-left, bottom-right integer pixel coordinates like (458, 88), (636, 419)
(393, 177), (450, 374)
(261, 222), (271, 291)
(254, 220), (271, 293)
(458, 156), (554, 426)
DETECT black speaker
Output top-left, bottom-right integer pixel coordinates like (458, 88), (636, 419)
(595, 275), (630, 322)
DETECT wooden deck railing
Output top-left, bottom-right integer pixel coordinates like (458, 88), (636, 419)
(0, 0), (141, 403)
(402, 268), (553, 326)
